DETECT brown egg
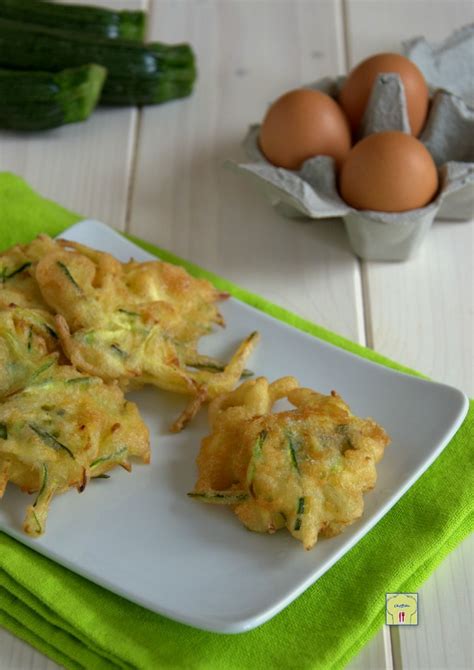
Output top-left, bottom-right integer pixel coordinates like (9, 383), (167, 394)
(259, 88), (352, 170)
(339, 53), (429, 136)
(339, 131), (438, 212)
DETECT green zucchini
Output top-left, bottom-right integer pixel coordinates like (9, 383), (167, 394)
(90, 446), (128, 469)
(294, 496), (305, 531)
(188, 490), (249, 505)
(29, 423), (75, 459)
(56, 260), (82, 290)
(33, 463), (48, 507)
(0, 261), (31, 280)
(287, 433), (301, 474)
(0, 64), (106, 130)
(65, 377), (95, 385)
(28, 358), (56, 382)
(0, 19), (196, 106)
(246, 430), (267, 490)
(186, 358), (254, 378)
(110, 344), (128, 358)
(0, 0), (146, 41)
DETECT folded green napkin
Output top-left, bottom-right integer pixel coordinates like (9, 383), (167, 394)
(0, 173), (472, 670)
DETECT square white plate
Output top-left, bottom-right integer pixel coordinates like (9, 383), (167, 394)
(0, 220), (468, 633)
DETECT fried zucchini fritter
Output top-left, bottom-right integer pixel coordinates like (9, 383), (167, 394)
(0, 307), (60, 398)
(123, 258), (227, 344)
(0, 240), (54, 311)
(0, 307), (150, 536)
(1, 235), (258, 430)
(32, 237), (258, 429)
(189, 377), (390, 550)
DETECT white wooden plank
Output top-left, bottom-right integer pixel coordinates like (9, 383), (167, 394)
(344, 0), (474, 64)
(345, 2), (474, 669)
(128, 0), (366, 343)
(359, 220), (474, 395)
(347, 627), (393, 670)
(0, 0), (144, 231)
(0, 627), (58, 670)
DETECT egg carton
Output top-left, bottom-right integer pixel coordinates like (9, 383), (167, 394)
(403, 23), (474, 107)
(227, 25), (474, 262)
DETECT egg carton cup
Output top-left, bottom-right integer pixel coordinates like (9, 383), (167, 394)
(403, 23), (474, 107)
(227, 26), (474, 262)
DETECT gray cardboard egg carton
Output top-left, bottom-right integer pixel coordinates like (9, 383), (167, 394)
(227, 25), (474, 261)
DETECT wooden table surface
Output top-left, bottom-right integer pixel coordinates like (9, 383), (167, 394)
(1, 1), (472, 668)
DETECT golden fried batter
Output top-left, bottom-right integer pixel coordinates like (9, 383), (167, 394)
(0, 239), (54, 311)
(0, 235), (258, 430)
(190, 377), (390, 549)
(0, 306), (150, 536)
(0, 307), (59, 398)
(32, 237), (258, 429)
(122, 257), (227, 344)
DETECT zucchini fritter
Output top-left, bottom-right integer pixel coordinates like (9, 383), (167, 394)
(0, 237), (57, 311)
(190, 377), (390, 550)
(0, 307), (150, 536)
(0, 307), (59, 398)
(32, 237), (258, 430)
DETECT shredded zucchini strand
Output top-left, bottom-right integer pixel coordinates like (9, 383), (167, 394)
(29, 424), (75, 459)
(56, 261), (82, 292)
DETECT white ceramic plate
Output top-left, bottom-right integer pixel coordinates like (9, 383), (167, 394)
(0, 220), (468, 633)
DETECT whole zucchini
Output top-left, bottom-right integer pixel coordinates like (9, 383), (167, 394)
(0, 64), (106, 130)
(0, 19), (196, 106)
(0, 0), (146, 41)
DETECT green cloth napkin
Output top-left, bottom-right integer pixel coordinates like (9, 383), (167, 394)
(0, 172), (472, 670)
